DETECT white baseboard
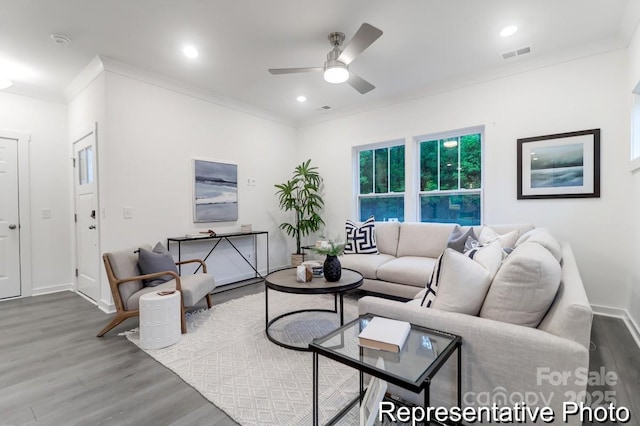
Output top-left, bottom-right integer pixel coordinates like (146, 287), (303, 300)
(32, 283), (73, 296)
(591, 304), (640, 349)
(98, 298), (115, 314)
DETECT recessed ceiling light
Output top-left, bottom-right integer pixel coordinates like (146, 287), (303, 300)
(0, 78), (13, 90)
(296, 95), (307, 102)
(183, 45), (199, 59)
(500, 25), (518, 38)
(50, 34), (71, 47)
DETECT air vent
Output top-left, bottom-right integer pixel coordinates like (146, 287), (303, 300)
(502, 46), (531, 60)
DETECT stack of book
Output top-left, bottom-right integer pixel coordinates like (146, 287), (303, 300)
(240, 224), (252, 233)
(358, 317), (411, 353)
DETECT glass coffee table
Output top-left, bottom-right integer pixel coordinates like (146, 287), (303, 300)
(310, 314), (462, 426)
(265, 267), (363, 351)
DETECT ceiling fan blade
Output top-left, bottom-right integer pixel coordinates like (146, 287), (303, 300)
(347, 72), (375, 94)
(338, 23), (383, 65)
(268, 67), (323, 74)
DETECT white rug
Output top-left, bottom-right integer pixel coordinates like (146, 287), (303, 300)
(125, 290), (362, 425)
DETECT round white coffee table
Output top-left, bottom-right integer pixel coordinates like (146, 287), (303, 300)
(139, 290), (182, 349)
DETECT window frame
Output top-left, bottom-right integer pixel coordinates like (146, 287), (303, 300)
(414, 126), (484, 225)
(354, 139), (405, 222)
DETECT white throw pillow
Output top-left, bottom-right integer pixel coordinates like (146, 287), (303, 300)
(478, 226), (518, 248)
(467, 239), (503, 280)
(515, 227), (562, 262)
(426, 249), (492, 316)
(479, 242), (561, 327)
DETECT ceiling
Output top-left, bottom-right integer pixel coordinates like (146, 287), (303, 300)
(0, 0), (637, 125)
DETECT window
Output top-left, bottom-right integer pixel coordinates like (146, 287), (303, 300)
(418, 131), (482, 225)
(78, 146), (94, 185)
(357, 143), (405, 221)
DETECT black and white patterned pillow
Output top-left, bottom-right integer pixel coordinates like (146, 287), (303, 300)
(421, 251), (445, 308)
(344, 216), (378, 254)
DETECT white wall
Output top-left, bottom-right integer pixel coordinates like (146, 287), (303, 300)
(92, 71), (296, 308)
(627, 24), (640, 329)
(66, 62), (298, 310)
(0, 92), (71, 295)
(298, 49), (631, 311)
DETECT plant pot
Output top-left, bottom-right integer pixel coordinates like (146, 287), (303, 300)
(323, 255), (342, 282)
(291, 253), (305, 267)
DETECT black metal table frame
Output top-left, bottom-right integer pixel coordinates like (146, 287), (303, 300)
(264, 269), (363, 352)
(310, 315), (462, 426)
(167, 231), (269, 281)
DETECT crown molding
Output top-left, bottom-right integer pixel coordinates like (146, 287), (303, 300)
(297, 38), (627, 128)
(63, 56), (105, 103)
(98, 56), (295, 127)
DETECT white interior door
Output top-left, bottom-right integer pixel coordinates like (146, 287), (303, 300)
(74, 128), (100, 301)
(0, 137), (21, 299)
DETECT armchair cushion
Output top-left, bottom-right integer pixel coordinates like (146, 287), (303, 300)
(126, 273), (216, 310)
(138, 243), (179, 287)
(106, 245), (151, 304)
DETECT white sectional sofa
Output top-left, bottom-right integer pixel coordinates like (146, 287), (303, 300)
(343, 221), (593, 425)
(340, 221), (534, 299)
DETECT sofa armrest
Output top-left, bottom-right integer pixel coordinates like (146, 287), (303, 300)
(358, 296), (589, 424)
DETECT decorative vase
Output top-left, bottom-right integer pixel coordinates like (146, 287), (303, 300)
(323, 255), (342, 282)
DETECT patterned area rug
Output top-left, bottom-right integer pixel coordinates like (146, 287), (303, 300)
(125, 290), (362, 425)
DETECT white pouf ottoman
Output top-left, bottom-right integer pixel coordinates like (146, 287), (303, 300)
(139, 290), (182, 349)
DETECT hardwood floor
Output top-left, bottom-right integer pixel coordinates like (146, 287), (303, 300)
(0, 286), (638, 425)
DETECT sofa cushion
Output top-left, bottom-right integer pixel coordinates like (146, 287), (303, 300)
(466, 239), (503, 280)
(374, 221), (401, 256)
(447, 225), (477, 253)
(478, 226), (518, 248)
(340, 253), (395, 280)
(138, 243), (179, 287)
(429, 249), (492, 315)
(515, 227), (562, 262)
(377, 256), (437, 288)
(396, 222), (457, 258)
(345, 217), (378, 254)
(480, 242), (561, 327)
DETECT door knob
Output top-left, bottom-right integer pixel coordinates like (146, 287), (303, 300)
(88, 225), (96, 230)
(8, 224), (17, 230)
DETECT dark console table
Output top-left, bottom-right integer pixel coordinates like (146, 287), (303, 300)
(167, 231), (269, 282)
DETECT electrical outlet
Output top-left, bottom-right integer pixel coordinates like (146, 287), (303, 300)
(247, 177), (256, 186)
(123, 207), (133, 219)
(42, 208), (51, 219)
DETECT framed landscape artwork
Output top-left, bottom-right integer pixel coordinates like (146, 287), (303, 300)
(517, 129), (600, 199)
(193, 159), (238, 222)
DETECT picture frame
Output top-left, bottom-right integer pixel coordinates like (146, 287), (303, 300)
(517, 129), (600, 199)
(193, 158), (238, 222)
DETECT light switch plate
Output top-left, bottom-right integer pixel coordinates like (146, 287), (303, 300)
(123, 207), (133, 219)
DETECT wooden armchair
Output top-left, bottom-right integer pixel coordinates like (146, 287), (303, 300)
(97, 244), (217, 337)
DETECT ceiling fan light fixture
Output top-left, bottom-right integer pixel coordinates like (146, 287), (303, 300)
(324, 63), (349, 84)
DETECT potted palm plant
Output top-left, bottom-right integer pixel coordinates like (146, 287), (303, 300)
(274, 159), (325, 266)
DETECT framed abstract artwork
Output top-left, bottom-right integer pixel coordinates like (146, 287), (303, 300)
(193, 159), (238, 222)
(517, 129), (600, 199)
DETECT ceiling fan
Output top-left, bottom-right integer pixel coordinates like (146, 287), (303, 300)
(268, 23), (383, 94)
